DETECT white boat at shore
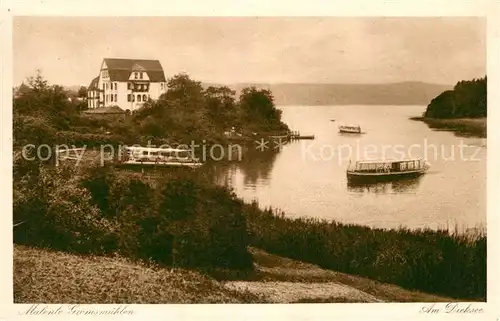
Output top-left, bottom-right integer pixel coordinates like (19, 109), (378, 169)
(117, 146), (203, 168)
(339, 125), (362, 134)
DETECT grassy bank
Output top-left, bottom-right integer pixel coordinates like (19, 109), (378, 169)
(15, 245), (457, 303)
(410, 117), (486, 138)
(14, 245), (263, 303)
(244, 203), (486, 301)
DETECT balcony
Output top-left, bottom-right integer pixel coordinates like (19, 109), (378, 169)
(127, 82), (150, 92)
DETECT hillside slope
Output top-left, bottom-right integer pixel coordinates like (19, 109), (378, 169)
(14, 245), (456, 303)
(203, 82), (452, 106)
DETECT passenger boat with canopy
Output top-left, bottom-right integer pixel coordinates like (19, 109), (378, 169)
(339, 125), (362, 134)
(117, 146), (203, 168)
(346, 158), (430, 183)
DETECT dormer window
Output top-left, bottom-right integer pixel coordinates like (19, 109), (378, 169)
(134, 72), (139, 79)
(139, 72), (143, 79)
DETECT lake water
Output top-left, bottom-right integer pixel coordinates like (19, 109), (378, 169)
(208, 105), (486, 231)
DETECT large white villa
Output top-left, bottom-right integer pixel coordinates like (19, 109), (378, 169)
(87, 58), (168, 111)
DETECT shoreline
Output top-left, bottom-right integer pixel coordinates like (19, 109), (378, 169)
(410, 117), (486, 138)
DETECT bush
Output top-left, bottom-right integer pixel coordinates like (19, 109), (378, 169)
(77, 167), (253, 270)
(13, 115), (57, 147)
(13, 165), (116, 255)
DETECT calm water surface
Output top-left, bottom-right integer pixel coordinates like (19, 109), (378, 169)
(208, 105), (486, 231)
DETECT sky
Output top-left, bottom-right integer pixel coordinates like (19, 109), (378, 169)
(13, 17), (486, 87)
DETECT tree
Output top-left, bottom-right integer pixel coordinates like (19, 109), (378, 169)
(203, 86), (236, 129)
(78, 86), (88, 99)
(238, 87), (287, 132)
(424, 76), (487, 119)
(27, 69), (49, 92)
(161, 73), (205, 114)
(424, 91), (455, 118)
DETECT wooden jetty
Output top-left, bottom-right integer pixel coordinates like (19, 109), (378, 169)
(288, 131), (315, 140)
(264, 130), (314, 141)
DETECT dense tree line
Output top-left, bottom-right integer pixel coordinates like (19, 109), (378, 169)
(13, 71), (289, 148)
(424, 76), (487, 118)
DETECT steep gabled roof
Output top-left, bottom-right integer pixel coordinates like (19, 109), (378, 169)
(88, 76), (100, 90)
(102, 58), (166, 82)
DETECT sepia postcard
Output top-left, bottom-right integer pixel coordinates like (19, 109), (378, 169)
(1, 0), (499, 320)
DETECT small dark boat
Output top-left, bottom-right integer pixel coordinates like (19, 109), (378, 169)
(346, 158), (430, 183)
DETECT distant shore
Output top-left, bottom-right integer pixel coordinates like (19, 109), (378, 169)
(410, 117), (486, 138)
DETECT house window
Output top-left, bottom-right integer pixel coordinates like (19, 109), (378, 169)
(127, 94), (132, 102)
(134, 72), (139, 79)
(128, 82), (132, 90)
(114, 94), (117, 102)
(137, 95), (142, 102)
(140, 72), (143, 79)
(110, 94), (114, 102)
(143, 94), (147, 101)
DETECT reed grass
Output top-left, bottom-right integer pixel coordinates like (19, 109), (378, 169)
(411, 117), (486, 137)
(244, 201), (486, 300)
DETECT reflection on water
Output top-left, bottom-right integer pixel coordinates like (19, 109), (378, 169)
(205, 148), (279, 189)
(347, 177), (423, 194)
(239, 149), (279, 187)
